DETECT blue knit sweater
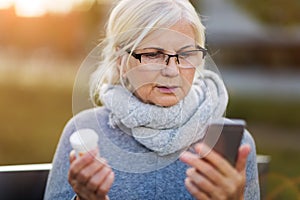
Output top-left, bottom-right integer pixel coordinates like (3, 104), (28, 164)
(44, 107), (260, 200)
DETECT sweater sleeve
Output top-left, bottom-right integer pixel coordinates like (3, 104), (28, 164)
(44, 118), (77, 200)
(242, 130), (260, 200)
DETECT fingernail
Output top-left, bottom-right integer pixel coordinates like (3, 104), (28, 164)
(196, 143), (210, 153)
(109, 171), (114, 180)
(195, 143), (202, 152)
(180, 152), (192, 161)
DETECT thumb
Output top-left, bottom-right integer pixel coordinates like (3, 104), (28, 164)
(235, 144), (251, 172)
(69, 150), (76, 164)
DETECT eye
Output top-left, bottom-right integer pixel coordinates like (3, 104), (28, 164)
(178, 51), (197, 59)
(142, 52), (164, 59)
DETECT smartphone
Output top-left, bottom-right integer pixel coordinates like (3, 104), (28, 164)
(202, 120), (245, 166)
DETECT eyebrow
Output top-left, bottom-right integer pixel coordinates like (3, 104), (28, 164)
(141, 47), (164, 51)
(178, 45), (195, 51)
(141, 45), (196, 52)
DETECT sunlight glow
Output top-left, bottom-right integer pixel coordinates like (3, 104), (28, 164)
(73, 0), (94, 11)
(46, 0), (73, 15)
(15, 0), (47, 17)
(0, 0), (13, 9)
(0, 0), (100, 17)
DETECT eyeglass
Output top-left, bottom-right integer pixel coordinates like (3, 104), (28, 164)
(126, 46), (207, 69)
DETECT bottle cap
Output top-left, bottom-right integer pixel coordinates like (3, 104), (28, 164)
(70, 129), (99, 155)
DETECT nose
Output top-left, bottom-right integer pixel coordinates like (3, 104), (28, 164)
(161, 56), (179, 77)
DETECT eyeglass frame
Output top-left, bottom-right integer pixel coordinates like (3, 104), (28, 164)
(126, 45), (207, 66)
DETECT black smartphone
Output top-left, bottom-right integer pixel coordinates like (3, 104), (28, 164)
(202, 120), (245, 166)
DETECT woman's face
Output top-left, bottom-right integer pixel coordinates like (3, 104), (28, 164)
(124, 20), (200, 107)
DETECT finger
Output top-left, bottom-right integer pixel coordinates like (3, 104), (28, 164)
(235, 144), (251, 172)
(198, 143), (249, 197)
(77, 160), (106, 185)
(97, 172), (115, 195)
(195, 143), (234, 176)
(88, 166), (113, 195)
(180, 151), (223, 185)
(185, 178), (210, 200)
(85, 161), (108, 191)
(72, 181), (90, 200)
(96, 170), (115, 196)
(69, 150), (76, 164)
(69, 150), (98, 178)
(186, 168), (215, 194)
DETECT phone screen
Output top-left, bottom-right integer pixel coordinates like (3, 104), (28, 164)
(202, 122), (245, 166)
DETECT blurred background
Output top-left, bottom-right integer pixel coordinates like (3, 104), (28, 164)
(0, 0), (299, 199)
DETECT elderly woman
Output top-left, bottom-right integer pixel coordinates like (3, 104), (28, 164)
(44, 0), (260, 199)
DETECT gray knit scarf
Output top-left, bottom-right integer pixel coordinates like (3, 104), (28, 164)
(100, 70), (228, 156)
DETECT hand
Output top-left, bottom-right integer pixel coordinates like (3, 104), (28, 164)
(68, 150), (114, 200)
(180, 143), (251, 200)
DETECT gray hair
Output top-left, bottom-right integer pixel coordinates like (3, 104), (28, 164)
(90, 0), (206, 106)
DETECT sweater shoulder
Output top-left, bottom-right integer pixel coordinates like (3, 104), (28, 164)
(63, 106), (108, 132)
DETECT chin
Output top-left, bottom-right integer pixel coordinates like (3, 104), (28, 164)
(152, 98), (181, 107)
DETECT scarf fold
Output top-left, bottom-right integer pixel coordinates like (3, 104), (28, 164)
(100, 70), (228, 156)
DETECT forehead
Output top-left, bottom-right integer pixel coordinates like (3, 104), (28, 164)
(138, 21), (196, 50)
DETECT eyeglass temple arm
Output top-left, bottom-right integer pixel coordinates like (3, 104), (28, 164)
(126, 50), (142, 63)
(196, 45), (208, 58)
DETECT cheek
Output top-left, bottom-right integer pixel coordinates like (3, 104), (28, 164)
(180, 69), (196, 89)
(134, 84), (154, 103)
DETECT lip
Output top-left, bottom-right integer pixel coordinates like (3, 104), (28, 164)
(156, 85), (179, 94)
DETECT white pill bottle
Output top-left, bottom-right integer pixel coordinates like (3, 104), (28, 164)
(69, 129), (99, 157)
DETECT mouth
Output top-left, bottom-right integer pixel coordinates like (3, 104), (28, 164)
(155, 85), (179, 94)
